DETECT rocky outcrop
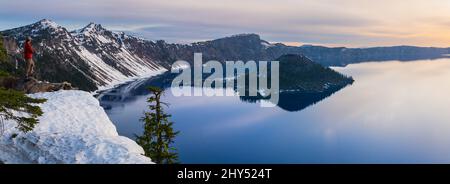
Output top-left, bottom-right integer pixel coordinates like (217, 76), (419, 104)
(2, 36), (19, 55)
(0, 76), (73, 94)
(0, 75), (16, 89)
(16, 78), (73, 93)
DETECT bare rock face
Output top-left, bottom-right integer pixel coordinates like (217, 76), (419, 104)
(0, 76), (73, 94)
(16, 78), (73, 93)
(2, 36), (19, 55)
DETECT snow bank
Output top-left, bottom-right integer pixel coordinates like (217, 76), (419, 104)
(0, 90), (153, 164)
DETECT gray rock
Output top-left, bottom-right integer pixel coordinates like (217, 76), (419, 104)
(0, 76), (73, 94)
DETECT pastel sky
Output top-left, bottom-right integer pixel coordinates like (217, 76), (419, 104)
(2, 0), (450, 47)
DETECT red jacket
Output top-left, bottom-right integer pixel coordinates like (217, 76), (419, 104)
(24, 42), (34, 59)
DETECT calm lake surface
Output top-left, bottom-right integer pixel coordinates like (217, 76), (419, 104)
(99, 59), (450, 163)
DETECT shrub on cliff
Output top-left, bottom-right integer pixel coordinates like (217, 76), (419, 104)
(0, 88), (46, 132)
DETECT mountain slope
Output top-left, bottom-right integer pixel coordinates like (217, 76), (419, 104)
(1, 19), (167, 91)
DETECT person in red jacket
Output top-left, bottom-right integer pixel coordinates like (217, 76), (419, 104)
(24, 36), (35, 78)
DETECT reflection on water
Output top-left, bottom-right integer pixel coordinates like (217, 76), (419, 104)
(98, 71), (349, 112)
(240, 86), (345, 112)
(99, 59), (450, 163)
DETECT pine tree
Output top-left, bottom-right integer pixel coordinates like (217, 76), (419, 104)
(0, 34), (12, 73)
(136, 86), (179, 164)
(0, 88), (46, 132)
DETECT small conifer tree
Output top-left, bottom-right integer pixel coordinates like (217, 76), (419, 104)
(136, 86), (179, 164)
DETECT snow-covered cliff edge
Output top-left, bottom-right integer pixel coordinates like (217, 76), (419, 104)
(0, 90), (153, 164)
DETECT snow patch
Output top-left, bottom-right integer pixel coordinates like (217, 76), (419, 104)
(171, 62), (191, 70)
(261, 41), (274, 49)
(38, 19), (60, 30)
(0, 90), (153, 164)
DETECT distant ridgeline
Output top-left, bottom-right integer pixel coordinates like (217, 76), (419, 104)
(296, 45), (450, 66)
(1, 20), (449, 91)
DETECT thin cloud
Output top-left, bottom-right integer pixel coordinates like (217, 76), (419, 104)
(2, 0), (450, 47)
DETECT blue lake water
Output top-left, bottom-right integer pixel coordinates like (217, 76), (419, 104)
(99, 59), (450, 163)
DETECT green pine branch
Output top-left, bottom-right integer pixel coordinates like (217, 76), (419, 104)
(0, 88), (46, 132)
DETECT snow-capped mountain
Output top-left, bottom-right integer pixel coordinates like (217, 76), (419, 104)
(70, 22), (167, 89)
(2, 19), (449, 91)
(1, 19), (167, 91)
